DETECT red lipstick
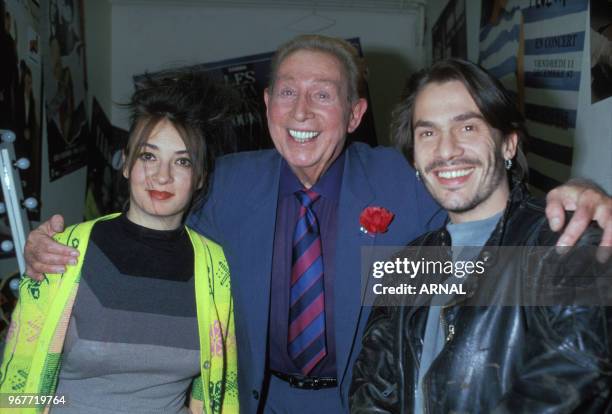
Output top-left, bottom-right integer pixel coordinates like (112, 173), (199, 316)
(148, 190), (174, 200)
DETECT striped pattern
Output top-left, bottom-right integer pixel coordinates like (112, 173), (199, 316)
(288, 190), (327, 375)
(479, 0), (588, 193)
(521, 1), (587, 192)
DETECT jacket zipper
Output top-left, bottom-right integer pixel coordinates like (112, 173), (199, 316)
(421, 306), (454, 414)
(405, 309), (420, 414)
(440, 305), (454, 343)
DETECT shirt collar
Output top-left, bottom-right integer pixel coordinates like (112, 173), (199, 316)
(279, 151), (345, 203)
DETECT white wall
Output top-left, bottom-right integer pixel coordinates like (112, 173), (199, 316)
(85, 0), (113, 115)
(573, 6), (612, 193)
(425, 0), (612, 193)
(110, 3), (424, 144)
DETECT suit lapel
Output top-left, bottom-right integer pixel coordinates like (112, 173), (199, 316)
(236, 154), (282, 366)
(334, 145), (376, 388)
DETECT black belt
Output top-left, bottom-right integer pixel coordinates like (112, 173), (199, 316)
(271, 370), (338, 389)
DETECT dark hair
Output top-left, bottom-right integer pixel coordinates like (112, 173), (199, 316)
(391, 58), (529, 183)
(268, 34), (366, 104)
(123, 68), (237, 213)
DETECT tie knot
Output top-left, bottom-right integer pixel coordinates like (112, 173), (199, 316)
(295, 189), (320, 208)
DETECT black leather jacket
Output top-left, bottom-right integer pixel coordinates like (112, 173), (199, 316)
(350, 185), (612, 413)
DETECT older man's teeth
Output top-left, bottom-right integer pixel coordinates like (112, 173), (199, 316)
(289, 129), (319, 142)
(437, 169), (473, 179)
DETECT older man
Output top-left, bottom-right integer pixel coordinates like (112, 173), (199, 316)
(25, 36), (612, 413)
(350, 59), (611, 413)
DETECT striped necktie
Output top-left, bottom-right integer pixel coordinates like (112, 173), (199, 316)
(288, 189), (327, 375)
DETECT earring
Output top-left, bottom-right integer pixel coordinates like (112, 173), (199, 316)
(504, 158), (513, 170)
(415, 170), (421, 181)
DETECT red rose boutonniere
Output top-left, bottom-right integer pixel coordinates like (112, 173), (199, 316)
(359, 206), (395, 236)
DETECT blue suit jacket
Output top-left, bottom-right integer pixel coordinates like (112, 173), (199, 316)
(188, 142), (444, 413)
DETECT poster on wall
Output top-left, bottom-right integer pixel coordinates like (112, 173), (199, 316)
(0, 0), (43, 259)
(42, 0), (88, 181)
(479, 0), (525, 109)
(590, 1), (612, 104)
(0, 0), (42, 220)
(84, 98), (129, 220)
(479, 0), (588, 194)
(134, 38), (378, 152)
(432, 0), (467, 62)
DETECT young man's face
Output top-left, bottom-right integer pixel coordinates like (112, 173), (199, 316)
(412, 80), (517, 223)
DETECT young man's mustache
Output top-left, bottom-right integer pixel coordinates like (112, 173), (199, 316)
(424, 158), (483, 174)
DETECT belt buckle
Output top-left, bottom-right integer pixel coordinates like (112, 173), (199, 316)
(288, 374), (320, 390)
(310, 377), (321, 390)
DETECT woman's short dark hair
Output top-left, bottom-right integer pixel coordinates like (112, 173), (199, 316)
(123, 68), (238, 213)
(391, 58), (529, 183)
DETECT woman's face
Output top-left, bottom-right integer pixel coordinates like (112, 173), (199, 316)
(124, 119), (195, 230)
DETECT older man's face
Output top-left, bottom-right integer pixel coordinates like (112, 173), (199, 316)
(412, 80), (517, 223)
(264, 50), (367, 188)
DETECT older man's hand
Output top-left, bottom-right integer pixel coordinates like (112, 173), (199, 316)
(545, 180), (612, 261)
(24, 214), (79, 280)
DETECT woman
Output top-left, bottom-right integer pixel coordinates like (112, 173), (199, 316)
(0, 70), (239, 413)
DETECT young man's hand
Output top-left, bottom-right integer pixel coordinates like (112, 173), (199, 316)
(545, 179), (611, 261)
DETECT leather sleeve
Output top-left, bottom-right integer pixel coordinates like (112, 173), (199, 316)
(349, 305), (405, 414)
(494, 230), (612, 413)
(494, 305), (612, 413)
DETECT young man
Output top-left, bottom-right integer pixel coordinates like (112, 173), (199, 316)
(350, 59), (611, 413)
(24, 39), (611, 413)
